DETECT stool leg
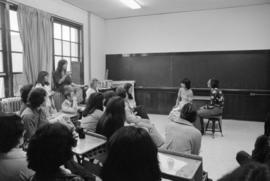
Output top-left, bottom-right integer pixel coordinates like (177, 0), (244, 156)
(218, 119), (224, 136)
(205, 120), (210, 135)
(212, 120), (216, 138)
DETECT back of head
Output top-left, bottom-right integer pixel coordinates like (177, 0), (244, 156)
(124, 83), (133, 99)
(218, 162), (270, 181)
(101, 126), (161, 181)
(103, 90), (116, 107)
(252, 135), (270, 164)
(28, 88), (47, 109)
(0, 113), (24, 153)
(96, 96), (125, 138)
(83, 92), (104, 117)
(20, 84), (34, 104)
(180, 103), (197, 123)
(115, 87), (127, 99)
(27, 123), (76, 174)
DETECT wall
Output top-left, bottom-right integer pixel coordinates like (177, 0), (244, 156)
(14, 0), (91, 84)
(105, 4), (270, 54)
(89, 13), (106, 80)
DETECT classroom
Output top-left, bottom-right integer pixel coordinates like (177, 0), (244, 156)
(0, 0), (270, 181)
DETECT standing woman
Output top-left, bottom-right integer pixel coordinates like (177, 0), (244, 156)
(198, 78), (224, 134)
(36, 71), (56, 116)
(53, 59), (83, 111)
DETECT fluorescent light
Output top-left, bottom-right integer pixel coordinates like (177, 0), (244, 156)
(120, 0), (141, 9)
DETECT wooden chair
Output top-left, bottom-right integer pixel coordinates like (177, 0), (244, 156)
(205, 115), (223, 138)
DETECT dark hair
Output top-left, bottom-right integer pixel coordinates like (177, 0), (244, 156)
(124, 83), (133, 99)
(0, 113), (24, 153)
(28, 88), (47, 109)
(101, 126), (161, 181)
(36, 71), (49, 86)
(20, 84), (33, 104)
(209, 79), (220, 88)
(83, 92), (104, 117)
(56, 59), (68, 73)
(103, 90), (116, 107)
(265, 113), (270, 137)
(218, 162), (270, 181)
(252, 135), (270, 164)
(96, 96), (125, 139)
(180, 103), (197, 123)
(116, 87), (127, 99)
(181, 78), (191, 89)
(27, 123), (76, 174)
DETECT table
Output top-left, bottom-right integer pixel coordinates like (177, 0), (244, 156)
(159, 150), (202, 181)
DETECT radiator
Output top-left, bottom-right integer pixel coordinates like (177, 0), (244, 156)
(0, 97), (21, 113)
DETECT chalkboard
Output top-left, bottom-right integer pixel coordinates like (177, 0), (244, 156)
(106, 50), (270, 90)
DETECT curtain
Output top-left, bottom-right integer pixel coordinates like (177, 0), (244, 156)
(17, 4), (52, 84)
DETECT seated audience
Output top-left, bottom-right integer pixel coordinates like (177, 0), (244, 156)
(236, 135), (270, 166)
(62, 86), (79, 114)
(35, 71), (56, 116)
(197, 79), (224, 134)
(101, 126), (161, 181)
(116, 87), (150, 124)
(103, 90), (116, 107)
(0, 113), (34, 181)
(27, 122), (85, 181)
(21, 88), (48, 145)
(80, 93), (104, 132)
(163, 103), (201, 155)
(169, 78), (193, 122)
(86, 78), (99, 101)
(19, 84), (33, 115)
(123, 83), (149, 119)
(218, 162), (270, 181)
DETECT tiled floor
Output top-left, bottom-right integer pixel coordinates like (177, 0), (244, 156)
(149, 114), (264, 181)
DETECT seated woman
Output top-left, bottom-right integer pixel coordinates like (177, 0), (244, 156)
(21, 88), (48, 146)
(35, 71), (57, 116)
(27, 123), (85, 181)
(0, 113), (34, 180)
(163, 103), (201, 155)
(19, 84), (33, 115)
(86, 78), (99, 101)
(103, 90), (116, 107)
(80, 93), (104, 132)
(96, 96), (164, 147)
(124, 83), (149, 119)
(169, 78), (193, 122)
(62, 86), (79, 114)
(197, 79), (224, 134)
(236, 135), (270, 166)
(101, 126), (161, 181)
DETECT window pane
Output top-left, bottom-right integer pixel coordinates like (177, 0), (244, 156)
(0, 77), (4, 98)
(54, 39), (62, 55)
(12, 53), (23, 72)
(62, 25), (70, 41)
(63, 41), (70, 56)
(10, 32), (23, 52)
(54, 56), (62, 70)
(71, 43), (78, 57)
(13, 74), (27, 97)
(71, 28), (78, 42)
(0, 30), (2, 50)
(0, 52), (3, 72)
(54, 23), (61, 39)
(63, 57), (71, 72)
(71, 57), (78, 62)
(9, 10), (19, 31)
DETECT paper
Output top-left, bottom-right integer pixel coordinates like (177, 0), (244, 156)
(159, 153), (187, 175)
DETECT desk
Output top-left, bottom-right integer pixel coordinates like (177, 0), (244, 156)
(159, 150), (202, 181)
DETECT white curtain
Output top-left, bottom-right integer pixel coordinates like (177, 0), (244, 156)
(17, 4), (53, 84)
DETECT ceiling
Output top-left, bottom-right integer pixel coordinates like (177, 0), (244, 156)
(63, 0), (270, 19)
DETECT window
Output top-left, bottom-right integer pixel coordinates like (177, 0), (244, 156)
(53, 19), (82, 72)
(0, 2), (24, 98)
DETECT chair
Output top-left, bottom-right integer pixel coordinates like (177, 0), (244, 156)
(205, 115), (223, 138)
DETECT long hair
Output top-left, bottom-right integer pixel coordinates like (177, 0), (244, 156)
(95, 96), (125, 139)
(209, 78), (220, 88)
(36, 71), (49, 86)
(124, 83), (133, 99)
(83, 92), (104, 117)
(56, 59), (68, 74)
(101, 126), (161, 181)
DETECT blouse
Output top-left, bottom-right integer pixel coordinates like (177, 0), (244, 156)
(80, 109), (103, 132)
(208, 88), (224, 108)
(53, 71), (72, 93)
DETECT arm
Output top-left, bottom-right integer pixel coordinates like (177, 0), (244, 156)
(175, 88), (182, 106)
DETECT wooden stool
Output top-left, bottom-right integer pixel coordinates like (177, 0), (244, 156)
(205, 116), (223, 138)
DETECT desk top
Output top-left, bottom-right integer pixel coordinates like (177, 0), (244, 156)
(193, 96), (211, 101)
(72, 133), (107, 155)
(159, 152), (202, 180)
